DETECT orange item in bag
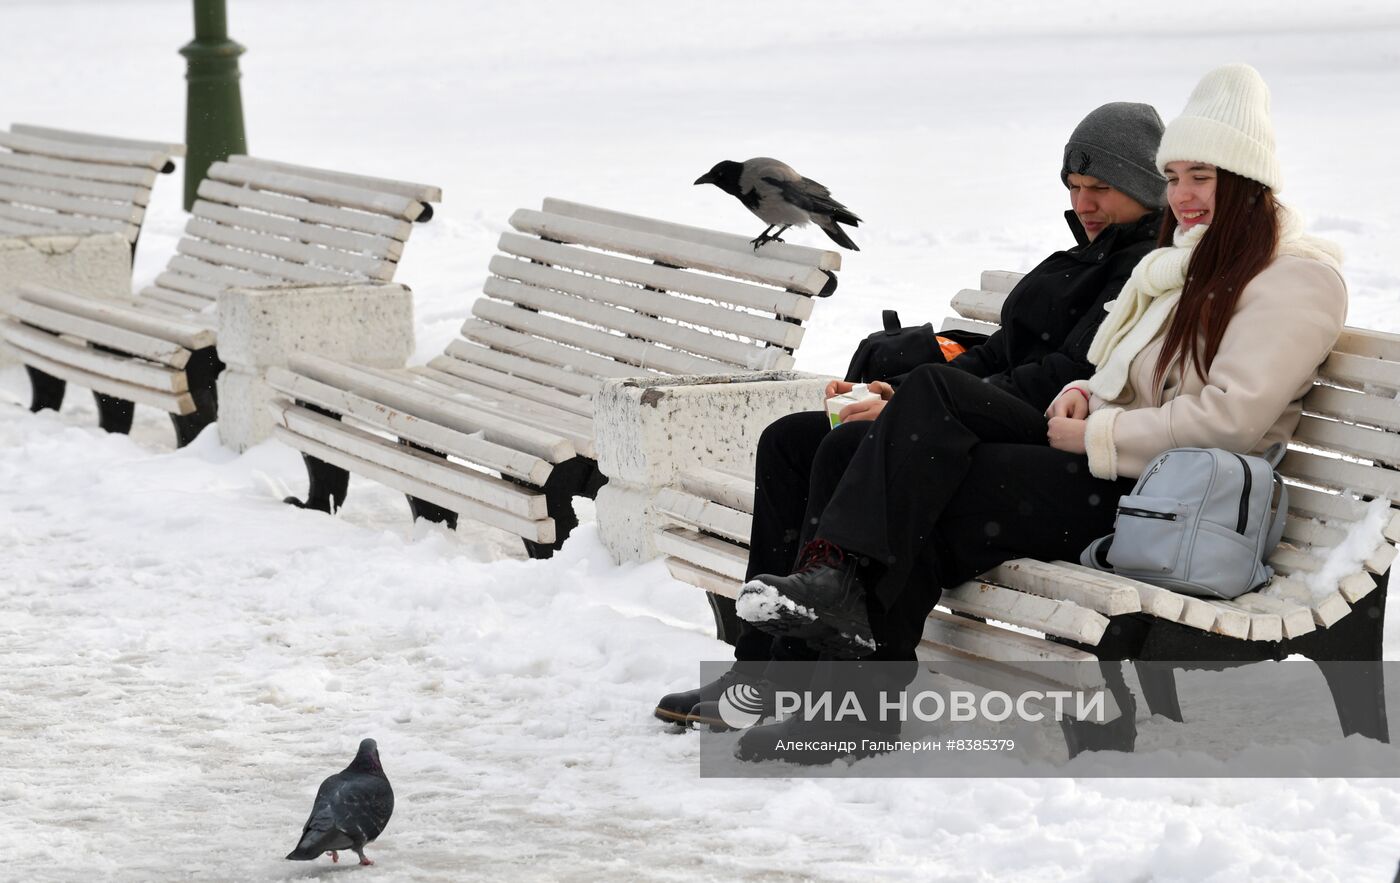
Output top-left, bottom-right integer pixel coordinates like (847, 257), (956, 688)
(936, 336), (967, 362)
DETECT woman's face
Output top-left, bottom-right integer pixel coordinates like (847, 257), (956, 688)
(1164, 161), (1218, 230)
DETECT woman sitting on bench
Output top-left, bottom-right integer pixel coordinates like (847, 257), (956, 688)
(693, 64), (1347, 763)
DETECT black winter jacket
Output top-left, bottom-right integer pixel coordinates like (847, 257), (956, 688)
(948, 209), (1162, 412)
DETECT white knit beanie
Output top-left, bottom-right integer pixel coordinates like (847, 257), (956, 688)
(1156, 63), (1281, 192)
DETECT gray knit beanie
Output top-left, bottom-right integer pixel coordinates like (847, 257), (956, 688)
(1061, 102), (1168, 210)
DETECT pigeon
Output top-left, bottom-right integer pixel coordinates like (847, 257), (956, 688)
(694, 157), (861, 251)
(285, 738), (395, 867)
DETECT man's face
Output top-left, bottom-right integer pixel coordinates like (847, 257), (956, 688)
(1066, 173), (1151, 242)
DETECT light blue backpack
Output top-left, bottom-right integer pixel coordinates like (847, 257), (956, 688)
(1081, 445), (1290, 599)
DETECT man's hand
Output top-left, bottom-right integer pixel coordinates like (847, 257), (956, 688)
(1047, 416), (1087, 454)
(1047, 388), (1090, 420)
(825, 379), (855, 399)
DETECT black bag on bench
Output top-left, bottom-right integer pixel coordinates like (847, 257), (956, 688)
(844, 310), (987, 384)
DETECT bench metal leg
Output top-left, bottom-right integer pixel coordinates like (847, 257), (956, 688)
(284, 453), (350, 513)
(397, 439), (460, 530)
(520, 456), (599, 560)
(284, 403), (350, 513)
(708, 593), (742, 646)
(26, 366), (66, 412)
(1059, 660), (1138, 757)
(169, 346), (224, 448)
(1134, 662), (1184, 722)
(93, 392), (136, 434)
(1290, 571), (1390, 742)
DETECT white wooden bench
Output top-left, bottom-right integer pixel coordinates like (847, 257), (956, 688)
(2, 156), (441, 446)
(268, 198), (840, 558)
(0, 124), (181, 246)
(657, 270), (1400, 753)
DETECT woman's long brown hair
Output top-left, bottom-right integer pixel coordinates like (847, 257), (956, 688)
(1153, 169), (1280, 388)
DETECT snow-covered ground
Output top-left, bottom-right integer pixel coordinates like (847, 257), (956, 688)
(3, 2), (1400, 880)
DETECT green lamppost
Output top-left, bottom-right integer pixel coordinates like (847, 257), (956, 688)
(179, 0), (247, 211)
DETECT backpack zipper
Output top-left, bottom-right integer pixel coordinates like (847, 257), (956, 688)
(1118, 506), (1178, 521)
(1231, 453), (1251, 534)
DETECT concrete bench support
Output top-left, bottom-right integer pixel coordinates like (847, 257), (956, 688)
(594, 371), (828, 563)
(217, 283), (415, 451)
(0, 233), (132, 365)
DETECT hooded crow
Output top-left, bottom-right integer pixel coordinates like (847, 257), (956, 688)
(695, 157), (861, 251)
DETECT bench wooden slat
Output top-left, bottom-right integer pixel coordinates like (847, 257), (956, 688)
(1, 319), (188, 394)
(193, 201), (404, 261)
(1268, 551), (1379, 604)
(197, 180), (414, 241)
(0, 131), (171, 170)
(426, 354), (594, 418)
(227, 156), (441, 204)
(916, 639), (1116, 718)
(940, 581), (1109, 645)
(1320, 350), (1400, 393)
(542, 197), (841, 272)
(510, 209), (832, 297)
(657, 527), (748, 581)
(440, 339), (606, 399)
(275, 404), (548, 519)
(10, 124), (184, 158)
(920, 609), (1101, 666)
(265, 371), (553, 485)
(1225, 591), (1316, 638)
(1281, 514), (1400, 573)
(1285, 484), (1400, 532)
(208, 162), (426, 222)
(979, 270), (1022, 294)
(152, 271), (224, 301)
(472, 298), (731, 376)
(664, 557), (743, 600)
(981, 559), (1143, 617)
(17, 283), (215, 349)
(285, 354), (578, 463)
(271, 424), (554, 544)
(184, 217), (398, 281)
(488, 254), (806, 349)
(678, 466), (755, 513)
(409, 364), (596, 430)
(457, 320), (657, 383)
(0, 202), (138, 240)
(0, 166), (149, 205)
(482, 276), (770, 371)
(496, 232), (816, 322)
(655, 487), (750, 545)
(1282, 449), (1400, 504)
(0, 181), (144, 224)
(391, 366), (598, 460)
(4, 338), (195, 414)
(0, 150), (158, 187)
(1303, 385), (1400, 434)
(950, 289), (1004, 323)
(9, 299), (191, 369)
(175, 238), (358, 286)
(137, 285), (215, 313)
(1268, 579), (1353, 628)
(940, 316), (1000, 337)
(165, 254), (286, 291)
(1336, 326), (1400, 364)
(0, 217), (51, 236)
(1293, 415), (1400, 466)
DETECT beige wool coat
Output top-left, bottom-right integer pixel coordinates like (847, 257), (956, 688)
(1080, 254), (1347, 480)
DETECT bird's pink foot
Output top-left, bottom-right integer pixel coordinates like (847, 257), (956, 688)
(359, 856), (375, 866)
(328, 850), (339, 863)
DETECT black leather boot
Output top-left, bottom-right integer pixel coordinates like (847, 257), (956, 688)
(738, 539), (876, 658)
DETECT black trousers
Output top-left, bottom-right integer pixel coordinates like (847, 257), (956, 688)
(736, 363), (1134, 666)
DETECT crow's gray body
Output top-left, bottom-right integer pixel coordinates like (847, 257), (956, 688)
(695, 157), (861, 251)
(286, 739), (394, 866)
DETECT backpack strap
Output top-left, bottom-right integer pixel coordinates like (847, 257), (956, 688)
(1265, 472), (1289, 553)
(1262, 441), (1288, 468)
(882, 309), (902, 334)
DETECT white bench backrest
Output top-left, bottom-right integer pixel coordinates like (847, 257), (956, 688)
(143, 156), (442, 314)
(0, 124), (182, 244)
(453, 198), (839, 383)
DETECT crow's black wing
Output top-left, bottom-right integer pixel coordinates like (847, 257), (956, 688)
(761, 176), (861, 226)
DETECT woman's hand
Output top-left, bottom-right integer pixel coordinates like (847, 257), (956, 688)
(840, 397), (886, 422)
(1047, 416), (1087, 454)
(1047, 388), (1090, 420)
(825, 379), (855, 399)
(868, 381), (894, 400)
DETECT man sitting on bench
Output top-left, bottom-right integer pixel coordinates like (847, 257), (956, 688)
(655, 100), (1169, 729)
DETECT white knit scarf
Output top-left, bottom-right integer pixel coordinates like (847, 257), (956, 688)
(1086, 204), (1342, 401)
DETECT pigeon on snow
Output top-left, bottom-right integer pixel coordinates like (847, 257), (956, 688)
(695, 157), (861, 251)
(286, 738), (395, 867)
